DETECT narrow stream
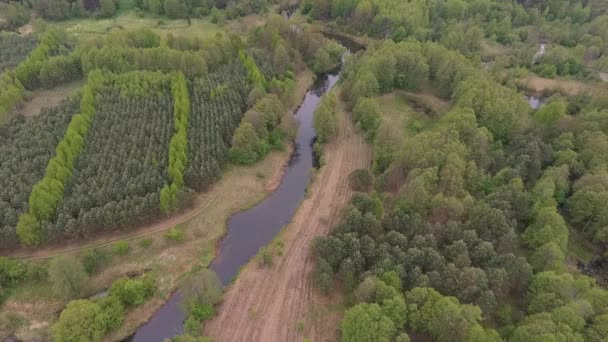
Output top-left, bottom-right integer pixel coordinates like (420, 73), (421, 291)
(129, 50), (354, 342)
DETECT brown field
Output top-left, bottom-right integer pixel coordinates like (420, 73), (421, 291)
(205, 89), (372, 342)
(521, 75), (607, 96)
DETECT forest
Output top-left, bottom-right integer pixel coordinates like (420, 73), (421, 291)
(1, 0), (608, 341)
(303, 0), (608, 341)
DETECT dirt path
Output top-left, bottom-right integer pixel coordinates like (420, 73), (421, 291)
(206, 94), (371, 342)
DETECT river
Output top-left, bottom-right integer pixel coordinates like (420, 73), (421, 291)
(128, 41), (360, 342)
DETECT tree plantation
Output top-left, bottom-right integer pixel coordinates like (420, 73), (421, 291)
(0, 25), (287, 248)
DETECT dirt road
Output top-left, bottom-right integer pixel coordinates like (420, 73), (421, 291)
(206, 95), (371, 342)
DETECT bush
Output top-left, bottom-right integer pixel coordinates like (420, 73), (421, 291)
(313, 257), (333, 294)
(109, 275), (156, 307)
(82, 248), (109, 274)
(348, 169), (373, 192)
(113, 241), (130, 255)
(0, 257), (27, 287)
(313, 93), (337, 144)
(179, 269), (222, 315)
(52, 300), (107, 342)
(259, 246), (273, 267)
(190, 303), (213, 321)
(49, 256), (88, 299)
(353, 98), (381, 138)
(139, 238), (153, 248)
(165, 226), (185, 242)
(184, 315), (201, 335)
(26, 262), (48, 282)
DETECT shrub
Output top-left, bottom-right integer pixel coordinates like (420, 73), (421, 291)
(52, 300), (107, 342)
(348, 169), (373, 192)
(259, 246), (273, 267)
(82, 249), (109, 274)
(139, 238), (153, 248)
(179, 269), (222, 315)
(113, 241), (130, 255)
(313, 257), (333, 294)
(313, 93), (337, 144)
(190, 303), (214, 321)
(165, 226), (185, 242)
(49, 256), (88, 299)
(0, 257), (27, 287)
(109, 275), (156, 307)
(184, 315), (201, 335)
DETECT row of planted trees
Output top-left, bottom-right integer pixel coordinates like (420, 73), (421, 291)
(16, 70), (104, 246)
(4, 44), (275, 247)
(160, 72), (190, 214)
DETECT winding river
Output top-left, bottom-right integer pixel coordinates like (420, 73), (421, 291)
(129, 38), (362, 342)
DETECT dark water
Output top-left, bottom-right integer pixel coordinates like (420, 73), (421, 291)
(129, 71), (342, 342)
(526, 95), (545, 109)
(128, 32), (367, 342)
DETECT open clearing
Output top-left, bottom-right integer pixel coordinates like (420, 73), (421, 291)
(6, 80), (83, 121)
(49, 11), (224, 39)
(522, 75), (607, 95)
(46, 9), (265, 41)
(205, 89), (371, 342)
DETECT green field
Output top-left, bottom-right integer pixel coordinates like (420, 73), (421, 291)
(47, 11), (224, 39)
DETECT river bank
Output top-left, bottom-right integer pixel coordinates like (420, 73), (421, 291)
(205, 83), (372, 342)
(0, 68), (315, 342)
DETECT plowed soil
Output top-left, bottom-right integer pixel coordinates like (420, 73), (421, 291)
(206, 95), (371, 342)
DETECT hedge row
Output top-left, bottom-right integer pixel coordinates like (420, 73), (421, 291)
(160, 72), (190, 214)
(16, 70), (105, 246)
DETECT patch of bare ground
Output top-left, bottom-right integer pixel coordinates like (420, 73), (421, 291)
(18, 23), (34, 36)
(205, 88), (371, 342)
(5, 80), (84, 122)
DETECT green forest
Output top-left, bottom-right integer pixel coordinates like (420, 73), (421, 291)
(1, 0), (608, 340)
(304, 0), (608, 341)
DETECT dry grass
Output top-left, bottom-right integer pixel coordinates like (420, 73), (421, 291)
(521, 75), (607, 96)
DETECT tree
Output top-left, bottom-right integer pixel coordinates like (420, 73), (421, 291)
(164, 0), (187, 18)
(351, 71), (379, 102)
(6, 3), (30, 29)
(530, 242), (565, 272)
(51, 300), (106, 342)
(348, 169), (373, 191)
(49, 256), (88, 299)
(179, 269), (222, 315)
(99, 0), (116, 17)
(273, 43), (290, 75)
(109, 276), (155, 307)
(534, 99), (567, 126)
(523, 207), (568, 251)
(229, 122), (266, 164)
(341, 303), (396, 342)
(353, 98), (381, 137)
(313, 93), (337, 143)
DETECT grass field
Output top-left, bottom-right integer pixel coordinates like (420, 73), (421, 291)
(376, 90), (443, 138)
(47, 10), (224, 40)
